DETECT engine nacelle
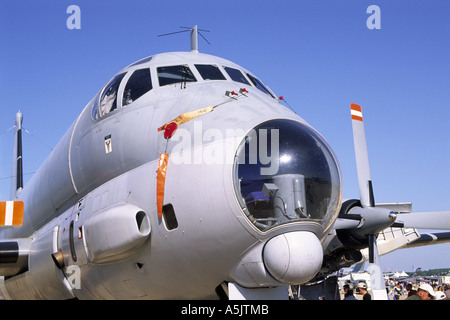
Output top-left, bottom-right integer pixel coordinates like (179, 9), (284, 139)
(0, 239), (31, 276)
(336, 199), (368, 249)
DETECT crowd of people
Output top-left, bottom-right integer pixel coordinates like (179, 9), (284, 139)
(342, 280), (450, 300)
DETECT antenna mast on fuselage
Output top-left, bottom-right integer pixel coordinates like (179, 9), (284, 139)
(190, 25), (198, 53)
(157, 25), (210, 52)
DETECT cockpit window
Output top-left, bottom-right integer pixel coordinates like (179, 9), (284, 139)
(157, 65), (197, 87)
(195, 64), (226, 81)
(123, 68), (152, 106)
(224, 67), (250, 85)
(246, 74), (275, 98)
(99, 72), (126, 117)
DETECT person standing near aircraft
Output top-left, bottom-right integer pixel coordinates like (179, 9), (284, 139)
(406, 283), (417, 297)
(343, 288), (357, 300)
(405, 283), (436, 300)
(343, 284), (350, 295)
(393, 283), (402, 300)
(444, 283), (450, 299)
(356, 282), (371, 300)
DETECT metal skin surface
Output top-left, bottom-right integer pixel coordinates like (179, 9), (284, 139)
(0, 51), (344, 299)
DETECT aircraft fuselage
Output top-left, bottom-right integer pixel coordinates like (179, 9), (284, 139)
(0, 52), (342, 299)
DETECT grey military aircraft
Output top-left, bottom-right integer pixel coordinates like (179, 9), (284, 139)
(1, 26), (449, 299)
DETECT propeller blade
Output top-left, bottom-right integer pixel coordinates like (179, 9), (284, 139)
(350, 104), (388, 299)
(367, 234), (388, 300)
(395, 211), (450, 230)
(351, 103), (375, 208)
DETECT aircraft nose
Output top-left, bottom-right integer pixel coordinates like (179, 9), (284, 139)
(263, 231), (323, 284)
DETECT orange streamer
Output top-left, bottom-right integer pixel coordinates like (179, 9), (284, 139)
(156, 153), (169, 218)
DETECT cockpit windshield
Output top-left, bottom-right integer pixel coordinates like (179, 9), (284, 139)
(123, 68), (152, 106)
(91, 58), (278, 121)
(195, 64), (226, 80)
(246, 74), (275, 98)
(99, 73), (126, 117)
(224, 67), (250, 85)
(92, 68), (152, 119)
(157, 65), (197, 87)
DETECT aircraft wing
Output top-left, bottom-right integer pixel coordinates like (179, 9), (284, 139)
(376, 204), (450, 250)
(358, 205), (450, 260)
(405, 231), (450, 248)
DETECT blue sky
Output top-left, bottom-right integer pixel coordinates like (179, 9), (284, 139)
(1, 0), (449, 272)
